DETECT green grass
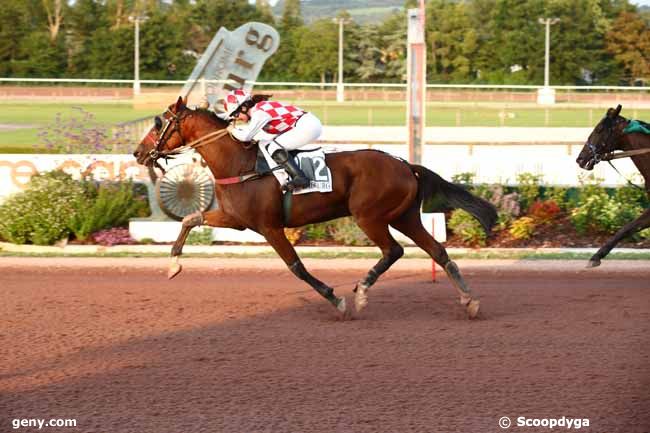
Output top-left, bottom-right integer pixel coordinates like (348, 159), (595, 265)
(2, 100), (649, 153)
(0, 103), (159, 152)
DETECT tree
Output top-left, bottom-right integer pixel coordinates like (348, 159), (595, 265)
(292, 19), (338, 82)
(427, 0), (478, 83)
(378, 10), (407, 82)
(42, 0), (65, 42)
(606, 10), (650, 83)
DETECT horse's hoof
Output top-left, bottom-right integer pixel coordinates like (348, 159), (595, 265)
(335, 297), (352, 320)
(168, 258), (182, 280)
(586, 259), (601, 268)
(354, 283), (369, 312)
(466, 299), (480, 319)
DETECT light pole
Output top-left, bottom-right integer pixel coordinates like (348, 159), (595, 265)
(335, 17), (347, 103)
(537, 17), (559, 104)
(129, 15), (148, 96)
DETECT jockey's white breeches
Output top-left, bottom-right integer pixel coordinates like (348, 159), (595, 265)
(261, 112), (322, 154)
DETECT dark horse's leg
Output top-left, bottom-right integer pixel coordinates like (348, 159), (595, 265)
(391, 208), (480, 319)
(588, 208), (650, 268)
(352, 218), (404, 312)
(168, 209), (244, 279)
(263, 227), (348, 316)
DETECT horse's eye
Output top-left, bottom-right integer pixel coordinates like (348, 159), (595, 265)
(154, 116), (163, 129)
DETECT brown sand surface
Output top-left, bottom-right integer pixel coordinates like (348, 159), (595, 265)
(1, 258), (649, 433)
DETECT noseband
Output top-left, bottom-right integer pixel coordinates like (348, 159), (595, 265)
(147, 108), (188, 164)
(587, 116), (625, 164)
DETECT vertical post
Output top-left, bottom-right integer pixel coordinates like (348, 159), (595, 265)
(336, 18), (345, 103)
(544, 18), (550, 88)
(406, 0), (426, 164)
(134, 18), (141, 95)
(537, 17), (559, 105)
(129, 15), (148, 96)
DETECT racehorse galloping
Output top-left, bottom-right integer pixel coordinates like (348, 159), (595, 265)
(133, 97), (497, 318)
(576, 104), (650, 267)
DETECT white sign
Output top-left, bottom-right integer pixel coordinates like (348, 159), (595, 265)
(180, 22), (280, 107)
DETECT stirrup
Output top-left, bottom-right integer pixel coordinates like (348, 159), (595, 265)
(282, 177), (309, 192)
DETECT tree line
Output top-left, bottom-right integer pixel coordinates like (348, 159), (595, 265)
(1, 0), (648, 86)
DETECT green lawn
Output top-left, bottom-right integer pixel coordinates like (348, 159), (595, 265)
(1, 100), (649, 153)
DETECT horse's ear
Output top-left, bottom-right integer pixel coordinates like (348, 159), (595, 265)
(615, 104), (622, 116)
(174, 96), (185, 112)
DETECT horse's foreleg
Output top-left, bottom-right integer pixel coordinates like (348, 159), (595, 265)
(168, 210), (243, 279)
(588, 208), (650, 268)
(353, 220), (403, 312)
(263, 228), (348, 316)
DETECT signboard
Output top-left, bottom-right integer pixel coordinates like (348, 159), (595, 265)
(180, 22), (280, 107)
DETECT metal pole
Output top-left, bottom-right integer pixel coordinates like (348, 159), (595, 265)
(129, 15), (148, 95)
(336, 18), (344, 102)
(544, 18), (550, 87)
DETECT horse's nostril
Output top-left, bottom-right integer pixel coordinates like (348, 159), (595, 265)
(133, 151), (140, 158)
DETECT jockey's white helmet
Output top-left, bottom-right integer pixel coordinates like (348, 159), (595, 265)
(223, 89), (251, 117)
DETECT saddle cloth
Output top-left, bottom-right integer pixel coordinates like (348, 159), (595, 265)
(257, 146), (333, 194)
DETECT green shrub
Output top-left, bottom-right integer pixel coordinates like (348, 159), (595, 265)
(509, 216), (536, 240)
(304, 223), (330, 241)
(516, 172), (543, 210)
(639, 228), (650, 239)
(570, 177), (644, 235)
(448, 209), (487, 246)
(544, 186), (570, 211)
(451, 172), (476, 186)
(0, 171), (86, 245)
(187, 227), (213, 245)
(67, 180), (149, 241)
(329, 217), (372, 246)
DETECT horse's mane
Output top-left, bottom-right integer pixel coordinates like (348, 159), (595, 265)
(192, 107), (230, 128)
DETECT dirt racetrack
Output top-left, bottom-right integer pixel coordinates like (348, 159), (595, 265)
(1, 257), (649, 433)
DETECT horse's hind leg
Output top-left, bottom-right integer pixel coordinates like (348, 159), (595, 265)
(263, 228), (348, 317)
(391, 209), (480, 319)
(588, 208), (650, 268)
(353, 219), (404, 312)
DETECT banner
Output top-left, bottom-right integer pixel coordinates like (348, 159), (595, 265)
(180, 22), (280, 107)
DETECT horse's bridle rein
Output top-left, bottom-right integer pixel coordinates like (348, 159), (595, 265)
(145, 107), (231, 173)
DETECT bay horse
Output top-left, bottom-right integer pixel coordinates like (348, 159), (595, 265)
(133, 97), (497, 318)
(576, 104), (650, 267)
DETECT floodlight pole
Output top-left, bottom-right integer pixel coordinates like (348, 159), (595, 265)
(537, 17), (559, 105)
(336, 18), (345, 102)
(129, 15), (148, 96)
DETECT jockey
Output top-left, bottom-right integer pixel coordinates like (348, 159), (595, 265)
(222, 89), (322, 192)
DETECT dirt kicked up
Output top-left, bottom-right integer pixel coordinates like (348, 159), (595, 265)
(1, 258), (649, 433)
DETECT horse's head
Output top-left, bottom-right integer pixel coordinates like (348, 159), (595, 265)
(133, 96), (191, 167)
(577, 104), (628, 170)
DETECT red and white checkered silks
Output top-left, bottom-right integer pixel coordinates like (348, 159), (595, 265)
(223, 89), (251, 116)
(254, 101), (305, 134)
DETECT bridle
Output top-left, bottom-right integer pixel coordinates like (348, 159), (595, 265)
(586, 114), (648, 190)
(586, 115), (625, 165)
(144, 107), (231, 173)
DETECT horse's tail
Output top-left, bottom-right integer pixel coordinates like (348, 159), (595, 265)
(411, 164), (497, 234)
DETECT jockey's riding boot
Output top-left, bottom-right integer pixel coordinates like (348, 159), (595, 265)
(271, 149), (310, 191)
